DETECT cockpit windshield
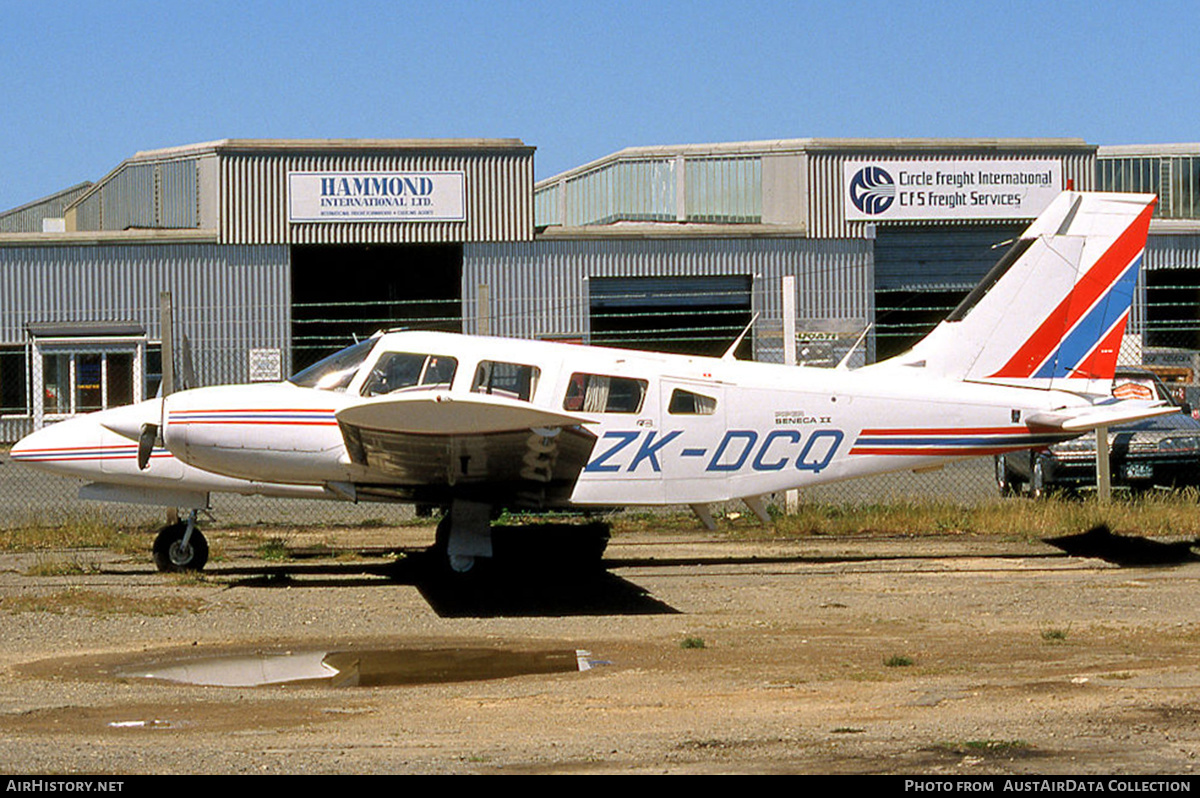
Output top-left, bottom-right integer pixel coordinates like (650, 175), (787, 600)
(289, 339), (376, 391)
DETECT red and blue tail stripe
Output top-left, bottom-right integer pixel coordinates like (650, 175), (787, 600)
(989, 200), (1155, 381)
(850, 426), (1072, 457)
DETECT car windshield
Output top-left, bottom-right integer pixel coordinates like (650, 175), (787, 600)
(289, 339), (376, 391)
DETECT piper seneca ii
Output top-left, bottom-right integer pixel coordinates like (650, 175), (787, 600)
(11, 191), (1171, 574)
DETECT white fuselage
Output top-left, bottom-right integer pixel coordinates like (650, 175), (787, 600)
(12, 331), (1088, 510)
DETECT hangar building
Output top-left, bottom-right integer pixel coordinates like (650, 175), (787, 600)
(1, 136), (1198, 443)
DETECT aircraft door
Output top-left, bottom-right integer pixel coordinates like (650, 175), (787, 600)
(659, 378), (728, 503)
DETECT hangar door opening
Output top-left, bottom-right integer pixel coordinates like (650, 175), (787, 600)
(872, 225), (1023, 361)
(588, 275), (753, 358)
(291, 244), (462, 373)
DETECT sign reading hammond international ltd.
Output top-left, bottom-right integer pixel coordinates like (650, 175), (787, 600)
(287, 171), (466, 223)
(843, 159), (1062, 222)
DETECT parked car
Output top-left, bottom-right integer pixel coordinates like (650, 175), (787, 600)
(996, 369), (1200, 497)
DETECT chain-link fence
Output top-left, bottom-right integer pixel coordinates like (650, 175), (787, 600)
(0, 445), (999, 530)
(3, 274), (1197, 530)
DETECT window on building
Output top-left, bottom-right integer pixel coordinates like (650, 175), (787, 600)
(145, 344), (162, 398)
(0, 348), (28, 415)
(1098, 155), (1200, 220)
(42, 351), (137, 416)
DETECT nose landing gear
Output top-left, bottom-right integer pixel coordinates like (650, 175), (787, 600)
(152, 509), (209, 572)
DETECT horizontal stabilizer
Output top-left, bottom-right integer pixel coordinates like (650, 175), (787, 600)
(336, 393), (593, 435)
(1026, 401), (1177, 432)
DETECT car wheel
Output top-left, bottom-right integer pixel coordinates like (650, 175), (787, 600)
(996, 455), (1018, 496)
(1030, 458), (1048, 500)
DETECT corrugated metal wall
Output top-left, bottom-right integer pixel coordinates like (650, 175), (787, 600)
(1145, 234), (1200, 271)
(221, 150), (534, 245)
(73, 158), (207, 231)
(463, 238), (872, 362)
(806, 149), (1096, 238)
(0, 184), (92, 233)
(0, 243), (289, 441)
(874, 226), (1025, 291)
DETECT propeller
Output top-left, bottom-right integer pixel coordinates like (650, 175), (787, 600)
(137, 423), (158, 470)
(179, 333), (197, 391)
(135, 327), (196, 470)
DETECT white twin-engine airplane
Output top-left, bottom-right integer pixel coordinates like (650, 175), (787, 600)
(11, 191), (1170, 573)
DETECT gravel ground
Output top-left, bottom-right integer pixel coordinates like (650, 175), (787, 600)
(1, 524), (1199, 775)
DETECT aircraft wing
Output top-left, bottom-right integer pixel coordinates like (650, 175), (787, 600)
(336, 393), (593, 435)
(335, 394), (597, 505)
(1026, 401), (1178, 432)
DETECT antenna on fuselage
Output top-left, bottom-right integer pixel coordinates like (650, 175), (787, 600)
(835, 323), (874, 371)
(721, 313), (760, 361)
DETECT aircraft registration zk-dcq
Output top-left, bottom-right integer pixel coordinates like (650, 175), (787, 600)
(11, 191), (1169, 574)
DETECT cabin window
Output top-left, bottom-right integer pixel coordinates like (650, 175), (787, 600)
(361, 352), (457, 396)
(668, 388), (717, 415)
(471, 361), (540, 402)
(563, 373), (648, 414)
(291, 338), (375, 392)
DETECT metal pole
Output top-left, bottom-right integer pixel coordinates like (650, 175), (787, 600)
(782, 276), (799, 515)
(1096, 425), (1111, 503)
(159, 291), (174, 397)
(782, 275), (797, 368)
(477, 284), (490, 337)
(160, 292), (178, 525)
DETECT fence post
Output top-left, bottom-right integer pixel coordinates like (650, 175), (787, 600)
(1096, 426), (1111, 503)
(782, 275), (799, 515)
(159, 291), (178, 525)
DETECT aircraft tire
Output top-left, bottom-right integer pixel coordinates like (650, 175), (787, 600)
(432, 512), (484, 577)
(152, 522), (209, 572)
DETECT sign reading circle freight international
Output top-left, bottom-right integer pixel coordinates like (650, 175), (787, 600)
(288, 171), (466, 223)
(843, 159), (1062, 221)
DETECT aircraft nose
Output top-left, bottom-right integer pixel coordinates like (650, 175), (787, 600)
(10, 422), (68, 469)
(9, 414), (104, 477)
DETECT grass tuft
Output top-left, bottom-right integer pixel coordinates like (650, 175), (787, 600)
(0, 588), (202, 616)
(256, 537), (291, 561)
(939, 739), (1030, 755)
(1041, 625), (1070, 643)
(23, 557), (99, 577)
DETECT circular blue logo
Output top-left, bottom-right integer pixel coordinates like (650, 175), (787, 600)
(849, 166), (896, 215)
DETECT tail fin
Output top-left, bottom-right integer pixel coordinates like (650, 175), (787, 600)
(879, 191), (1157, 395)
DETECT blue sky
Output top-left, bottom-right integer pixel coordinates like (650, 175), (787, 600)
(1, 0), (1194, 212)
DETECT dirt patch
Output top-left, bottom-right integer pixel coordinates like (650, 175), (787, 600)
(0, 527), (1198, 774)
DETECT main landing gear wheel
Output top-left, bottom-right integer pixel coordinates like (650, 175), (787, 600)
(152, 521), (209, 572)
(434, 512), (478, 574)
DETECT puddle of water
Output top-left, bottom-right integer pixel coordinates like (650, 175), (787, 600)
(117, 648), (597, 688)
